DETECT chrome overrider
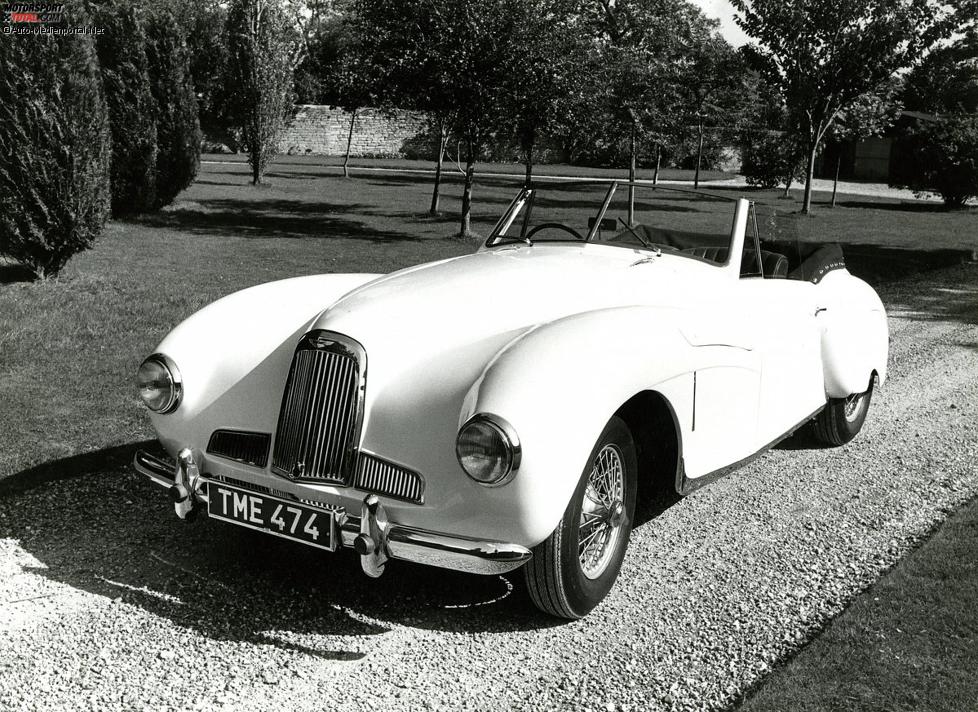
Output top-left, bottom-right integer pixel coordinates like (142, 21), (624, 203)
(133, 449), (532, 576)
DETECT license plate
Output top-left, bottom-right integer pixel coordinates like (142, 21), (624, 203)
(207, 484), (336, 551)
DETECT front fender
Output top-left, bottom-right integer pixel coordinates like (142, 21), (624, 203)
(149, 273), (379, 456)
(461, 306), (696, 545)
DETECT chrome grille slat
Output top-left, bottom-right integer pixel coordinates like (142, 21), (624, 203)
(302, 351), (330, 476)
(272, 332), (365, 484)
(355, 453), (424, 504)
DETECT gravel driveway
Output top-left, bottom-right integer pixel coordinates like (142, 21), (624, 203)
(2, 263), (977, 712)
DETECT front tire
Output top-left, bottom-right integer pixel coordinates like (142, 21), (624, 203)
(524, 416), (637, 619)
(813, 378), (874, 446)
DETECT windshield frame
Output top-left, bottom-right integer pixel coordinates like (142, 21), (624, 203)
(484, 180), (740, 249)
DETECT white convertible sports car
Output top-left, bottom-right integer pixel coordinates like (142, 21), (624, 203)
(134, 181), (888, 618)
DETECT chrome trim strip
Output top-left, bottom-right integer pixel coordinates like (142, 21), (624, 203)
(677, 404), (825, 495)
(337, 516), (531, 575)
(385, 526), (532, 575)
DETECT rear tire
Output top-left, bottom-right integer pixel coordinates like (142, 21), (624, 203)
(813, 379), (874, 446)
(524, 416), (637, 619)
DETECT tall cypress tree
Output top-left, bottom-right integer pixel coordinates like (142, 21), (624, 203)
(146, 9), (202, 208)
(93, 2), (158, 215)
(225, 0), (297, 185)
(0, 8), (110, 278)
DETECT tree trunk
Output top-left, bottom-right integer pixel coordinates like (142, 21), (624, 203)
(459, 141), (475, 238)
(694, 118), (704, 188)
(782, 177), (792, 199)
(627, 122), (636, 226)
(524, 142), (533, 187)
(802, 139), (818, 214)
(831, 150), (841, 208)
(653, 144), (661, 185)
(343, 107), (357, 179)
(250, 140), (262, 185)
(429, 122), (447, 215)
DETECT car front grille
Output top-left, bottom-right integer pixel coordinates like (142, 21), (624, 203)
(271, 331), (366, 484)
(207, 429), (270, 468)
(355, 453), (425, 504)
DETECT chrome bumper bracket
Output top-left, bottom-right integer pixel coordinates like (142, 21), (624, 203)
(356, 494), (389, 578)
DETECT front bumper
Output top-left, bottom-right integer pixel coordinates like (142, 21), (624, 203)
(133, 449), (532, 576)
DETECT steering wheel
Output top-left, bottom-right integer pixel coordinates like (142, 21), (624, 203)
(524, 222), (585, 241)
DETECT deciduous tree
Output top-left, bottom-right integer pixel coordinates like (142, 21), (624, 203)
(581, 0), (726, 215)
(498, 0), (591, 186)
(892, 31), (978, 207)
(352, 0), (518, 236)
(731, 0), (969, 213)
(825, 82), (901, 205)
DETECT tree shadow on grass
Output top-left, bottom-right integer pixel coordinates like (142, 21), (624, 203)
(0, 263), (36, 284)
(833, 200), (974, 213)
(1, 444), (560, 646)
(133, 198), (426, 242)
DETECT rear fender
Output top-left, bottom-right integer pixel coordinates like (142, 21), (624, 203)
(818, 274), (889, 398)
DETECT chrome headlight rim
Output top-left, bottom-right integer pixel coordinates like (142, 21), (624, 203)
(137, 353), (183, 414)
(455, 412), (521, 487)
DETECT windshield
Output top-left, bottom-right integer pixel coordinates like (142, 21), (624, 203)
(487, 182), (738, 262)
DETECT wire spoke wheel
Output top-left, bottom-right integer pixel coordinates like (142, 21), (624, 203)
(813, 378), (874, 446)
(525, 415), (637, 619)
(578, 444), (625, 579)
(843, 392), (864, 421)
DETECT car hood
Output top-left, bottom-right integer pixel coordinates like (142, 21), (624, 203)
(312, 243), (699, 353)
(306, 243), (707, 493)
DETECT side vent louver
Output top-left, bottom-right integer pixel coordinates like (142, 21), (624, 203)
(355, 453), (425, 504)
(207, 430), (271, 468)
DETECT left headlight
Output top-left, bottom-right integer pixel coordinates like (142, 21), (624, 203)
(136, 354), (182, 413)
(455, 413), (521, 486)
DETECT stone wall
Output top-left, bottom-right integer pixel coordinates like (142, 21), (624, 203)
(277, 105), (431, 157)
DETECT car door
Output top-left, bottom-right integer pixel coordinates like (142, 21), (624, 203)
(735, 277), (825, 443)
(733, 206), (826, 443)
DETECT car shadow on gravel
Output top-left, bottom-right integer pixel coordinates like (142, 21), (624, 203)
(0, 446), (562, 653)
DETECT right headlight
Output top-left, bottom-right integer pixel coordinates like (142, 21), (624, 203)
(455, 413), (521, 486)
(136, 354), (182, 413)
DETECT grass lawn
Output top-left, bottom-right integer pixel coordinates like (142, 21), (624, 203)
(738, 495), (978, 712)
(0, 158), (975, 483)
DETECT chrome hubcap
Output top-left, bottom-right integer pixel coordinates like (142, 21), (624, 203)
(578, 444), (626, 580)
